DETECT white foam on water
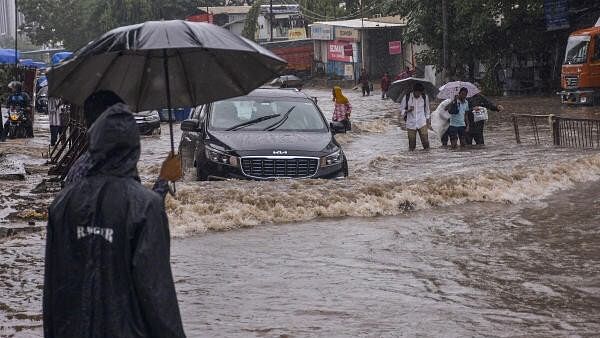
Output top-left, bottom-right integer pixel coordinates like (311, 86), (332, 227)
(165, 154), (600, 237)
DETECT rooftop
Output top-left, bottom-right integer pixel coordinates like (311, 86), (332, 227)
(310, 18), (406, 29)
(199, 6), (252, 15)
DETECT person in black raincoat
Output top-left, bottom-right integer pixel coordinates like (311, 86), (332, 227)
(43, 101), (186, 337)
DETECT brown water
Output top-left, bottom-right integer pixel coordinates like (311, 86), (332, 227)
(1, 90), (600, 337)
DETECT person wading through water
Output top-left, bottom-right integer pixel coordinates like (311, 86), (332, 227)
(332, 86), (352, 131)
(400, 83), (431, 151)
(44, 90), (185, 338)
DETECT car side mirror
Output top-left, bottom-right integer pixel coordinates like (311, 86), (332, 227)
(181, 119), (200, 132)
(330, 121), (347, 134)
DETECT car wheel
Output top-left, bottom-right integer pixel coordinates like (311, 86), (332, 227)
(196, 165), (209, 181)
(342, 155), (349, 177)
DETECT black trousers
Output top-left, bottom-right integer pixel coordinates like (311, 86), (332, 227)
(50, 125), (63, 146)
(362, 84), (370, 96)
(466, 121), (485, 145)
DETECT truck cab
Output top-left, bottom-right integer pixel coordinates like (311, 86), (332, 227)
(559, 26), (600, 105)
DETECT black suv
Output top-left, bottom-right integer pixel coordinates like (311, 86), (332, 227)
(179, 88), (348, 180)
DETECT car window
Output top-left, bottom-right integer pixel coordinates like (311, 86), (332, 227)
(191, 105), (205, 119)
(209, 97), (327, 132)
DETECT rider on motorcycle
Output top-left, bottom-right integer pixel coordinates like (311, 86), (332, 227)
(6, 81), (33, 138)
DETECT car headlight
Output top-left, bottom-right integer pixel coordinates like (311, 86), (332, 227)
(320, 150), (343, 167)
(205, 145), (239, 167)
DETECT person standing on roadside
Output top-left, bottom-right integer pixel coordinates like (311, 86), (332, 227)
(400, 83), (430, 151)
(48, 97), (63, 147)
(381, 72), (391, 100)
(358, 68), (371, 96)
(444, 87), (470, 149)
(44, 90), (186, 338)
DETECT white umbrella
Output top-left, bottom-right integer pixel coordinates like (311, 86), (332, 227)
(437, 81), (480, 99)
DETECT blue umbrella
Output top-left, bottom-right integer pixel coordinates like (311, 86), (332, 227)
(20, 58), (35, 67)
(0, 49), (20, 64)
(33, 61), (47, 69)
(51, 52), (73, 65)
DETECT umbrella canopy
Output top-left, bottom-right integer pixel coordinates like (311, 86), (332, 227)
(47, 20), (286, 112)
(51, 52), (73, 65)
(388, 77), (438, 102)
(270, 75), (303, 87)
(0, 49), (20, 64)
(48, 20), (286, 158)
(437, 81), (480, 99)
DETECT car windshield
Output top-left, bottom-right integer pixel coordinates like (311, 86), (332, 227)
(208, 97), (327, 132)
(564, 35), (590, 65)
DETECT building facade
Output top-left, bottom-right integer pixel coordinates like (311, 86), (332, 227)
(310, 19), (406, 81)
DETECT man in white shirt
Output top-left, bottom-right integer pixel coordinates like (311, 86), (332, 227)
(400, 83), (431, 151)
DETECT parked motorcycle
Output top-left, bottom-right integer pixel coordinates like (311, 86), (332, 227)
(36, 86), (48, 114)
(6, 107), (29, 139)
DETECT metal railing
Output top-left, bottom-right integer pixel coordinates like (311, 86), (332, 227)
(512, 114), (600, 149)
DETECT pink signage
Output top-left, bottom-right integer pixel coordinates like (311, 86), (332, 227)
(328, 41), (353, 62)
(388, 41), (402, 55)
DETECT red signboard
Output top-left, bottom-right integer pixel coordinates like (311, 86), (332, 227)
(343, 44), (353, 57)
(186, 14), (213, 24)
(328, 41), (353, 62)
(388, 41), (402, 55)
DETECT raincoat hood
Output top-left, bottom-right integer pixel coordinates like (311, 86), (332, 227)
(333, 86), (349, 105)
(87, 103), (140, 178)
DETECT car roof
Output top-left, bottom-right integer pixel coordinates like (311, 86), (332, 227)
(240, 87), (310, 100)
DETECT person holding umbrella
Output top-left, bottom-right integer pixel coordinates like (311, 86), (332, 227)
(399, 83), (431, 151)
(44, 93), (186, 337)
(444, 87), (470, 148)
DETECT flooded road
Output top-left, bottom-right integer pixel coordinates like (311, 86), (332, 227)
(1, 89), (600, 336)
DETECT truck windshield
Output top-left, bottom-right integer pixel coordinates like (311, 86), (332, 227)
(564, 35), (590, 65)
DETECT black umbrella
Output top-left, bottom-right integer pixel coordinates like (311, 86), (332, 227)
(48, 20), (287, 154)
(388, 77), (438, 102)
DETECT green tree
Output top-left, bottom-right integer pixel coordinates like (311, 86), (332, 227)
(242, 0), (262, 40)
(18, 0), (209, 50)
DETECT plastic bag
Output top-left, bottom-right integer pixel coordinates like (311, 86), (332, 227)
(473, 106), (488, 122)
(431, 99), (452, 136)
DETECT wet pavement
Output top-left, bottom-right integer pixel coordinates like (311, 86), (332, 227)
(1, 89), (600, 337)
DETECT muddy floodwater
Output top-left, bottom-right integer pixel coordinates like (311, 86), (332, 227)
(1, 89), (600, 337)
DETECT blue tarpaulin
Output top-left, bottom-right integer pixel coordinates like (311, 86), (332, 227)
(0, 49), (20, 64)
(52, 52), (73, 65)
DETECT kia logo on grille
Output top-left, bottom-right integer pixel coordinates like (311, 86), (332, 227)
(273, 150), (288, 155)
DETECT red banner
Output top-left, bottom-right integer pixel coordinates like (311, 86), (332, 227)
(328, 41), (353, 62)
(388, 41), (402, 55)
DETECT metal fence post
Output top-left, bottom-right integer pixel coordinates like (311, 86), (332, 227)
(513, 114), (521, 144)
(550, 115), (561, 146)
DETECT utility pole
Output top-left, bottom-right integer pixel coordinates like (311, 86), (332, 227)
(441, 0), (448, 82)
(14, 0), (18, 80)
(269, 0), (274, 42)
(360, 0), (365, 70)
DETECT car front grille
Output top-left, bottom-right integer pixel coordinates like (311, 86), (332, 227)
(241, 157), (319, 178)
(565, 76), (579, 88)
